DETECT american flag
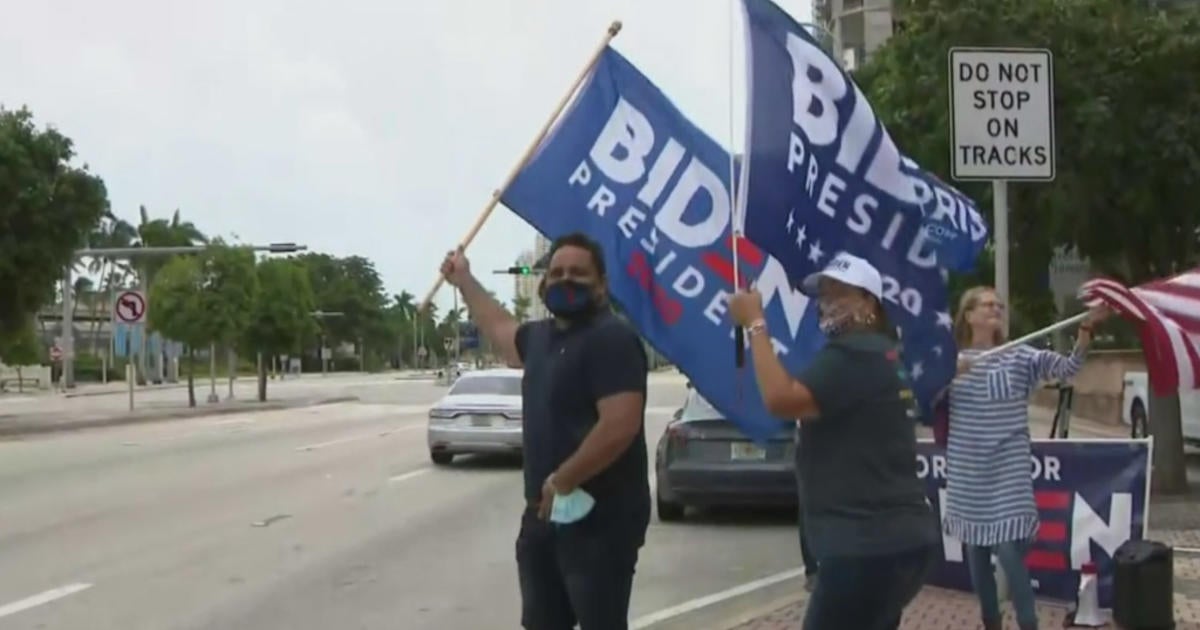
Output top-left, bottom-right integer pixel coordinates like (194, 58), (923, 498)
(1079, 269), (1200, 395)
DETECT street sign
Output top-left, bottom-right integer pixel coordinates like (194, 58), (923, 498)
(49, 345), (63, 362)
(113, 290), (148, 324)
(442, 338), (454, 351)
(1049, 246), (1090, 301)
(948, 48), (1055, 181)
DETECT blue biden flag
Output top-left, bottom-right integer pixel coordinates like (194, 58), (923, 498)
(739, 0), (987, 419)
(501, 47), (824, 442)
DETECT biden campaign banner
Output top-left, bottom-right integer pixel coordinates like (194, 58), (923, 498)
(739, 0), (988, 420)
(918, 439), (1152, 607)
(501, 47), (825, 442)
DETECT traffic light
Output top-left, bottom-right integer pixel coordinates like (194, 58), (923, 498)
(505, 266), (533, 275)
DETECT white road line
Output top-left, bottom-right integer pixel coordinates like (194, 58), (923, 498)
(294, 425), (421, 452)
(0, 583), (93, 619)
(212, 417), (255, 426)
(630, 568), (805, 629)
(387, 468), (431, 484)
(295, 434), (374, 452)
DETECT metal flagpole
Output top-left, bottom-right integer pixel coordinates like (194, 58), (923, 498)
(729, 0), (746, 371)
(974, 311), (1089, 361)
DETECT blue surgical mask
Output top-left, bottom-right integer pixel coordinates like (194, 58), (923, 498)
(543, 280), (597, 319)
(549, 487), (596, 524)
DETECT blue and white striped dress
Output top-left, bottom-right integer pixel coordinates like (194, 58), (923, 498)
(943, 344), (1085, 546)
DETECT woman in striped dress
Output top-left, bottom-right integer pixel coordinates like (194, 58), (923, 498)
(944, 286), (1108, 630)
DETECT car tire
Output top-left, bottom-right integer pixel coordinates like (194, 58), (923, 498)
(657, 493), (684, 522)
(1131, 400), (1149, 439)
(430, 451), (454, 466)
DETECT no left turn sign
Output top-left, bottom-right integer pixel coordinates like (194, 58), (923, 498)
(114, 290), (148, 324)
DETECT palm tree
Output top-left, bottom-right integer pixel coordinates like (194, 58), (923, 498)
(84, 213), (137, 353)
(389, 291), (417, 367)
(132, 206), (206, 383)
(134, 205), (207, 287)
(512, 296), (531, 323)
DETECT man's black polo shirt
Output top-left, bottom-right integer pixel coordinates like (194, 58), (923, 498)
(515, 311), (650, 538)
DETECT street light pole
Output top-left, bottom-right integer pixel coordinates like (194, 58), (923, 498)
(453, 289), (462, 365)
(310, 311), (344, 377)
(62, 242), (306, 390)
(60, 266), (74, 389)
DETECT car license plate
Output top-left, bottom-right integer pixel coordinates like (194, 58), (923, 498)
(730, 442), (767, 461)
(470, 415), (492, 427)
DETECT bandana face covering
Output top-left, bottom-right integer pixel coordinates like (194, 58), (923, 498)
(543, 280), (596, 320)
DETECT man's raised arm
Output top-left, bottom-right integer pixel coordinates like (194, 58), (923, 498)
(440, 248), (524, 367)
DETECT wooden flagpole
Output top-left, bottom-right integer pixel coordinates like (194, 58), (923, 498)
(418, 20), (624, 312)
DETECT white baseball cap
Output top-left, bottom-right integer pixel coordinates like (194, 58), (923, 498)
(800, 252), (883, 300)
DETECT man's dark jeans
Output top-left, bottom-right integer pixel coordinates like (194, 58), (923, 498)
(802, 544), (936, 630)
(516, 509), (641, 630)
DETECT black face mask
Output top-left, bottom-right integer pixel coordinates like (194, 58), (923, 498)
(542, 280), (598, 320)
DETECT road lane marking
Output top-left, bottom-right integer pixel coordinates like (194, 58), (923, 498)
(295, 425), (422, 452)
(295, 434), (373, 452)
(630, 568), (805, 629)
(387, 468), (431, 484)
(0, 583), (93, 619)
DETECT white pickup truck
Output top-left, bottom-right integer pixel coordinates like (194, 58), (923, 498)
(1121, 371), (1200, 444)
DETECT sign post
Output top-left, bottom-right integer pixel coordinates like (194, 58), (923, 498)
(1049, 247), (1090, 351)
(112, 290), (148, 410)
(949, 47), (1055, 332)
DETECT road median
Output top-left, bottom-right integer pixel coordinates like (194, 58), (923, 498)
(0, 395), (359, 439)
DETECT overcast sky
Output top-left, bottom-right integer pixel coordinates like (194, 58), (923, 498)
(1, 0), (811, 310)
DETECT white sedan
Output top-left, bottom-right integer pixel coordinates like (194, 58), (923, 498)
(426, 368), (523, 465)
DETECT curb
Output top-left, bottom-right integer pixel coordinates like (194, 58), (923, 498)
(65, 382), (190, 398)
(0, 395), (359, 438)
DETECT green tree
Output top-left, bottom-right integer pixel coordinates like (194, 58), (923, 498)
(187, 243), (258, 398)
(296, 253), (388, 369)
(0, 325), (42, 393)
(149, 256), (206, 406)
(0, 107), (109, 347)
(243, 258), (317, 400)
(857, 0), (1200, 492)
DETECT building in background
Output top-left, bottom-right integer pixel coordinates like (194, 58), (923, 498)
(513, 247), (548, 322)
(533, 234), (551, 265)
(814, 0), (900, 70)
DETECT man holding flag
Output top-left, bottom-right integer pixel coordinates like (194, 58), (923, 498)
(439, 236), (650, 630)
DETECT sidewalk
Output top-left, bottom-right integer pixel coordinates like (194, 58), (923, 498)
(726, 580), (1200, 629)
(727, 406), (1200, 629)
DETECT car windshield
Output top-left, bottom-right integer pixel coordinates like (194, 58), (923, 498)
(681, 391), (725, 421)
(448, 375), (520, 396)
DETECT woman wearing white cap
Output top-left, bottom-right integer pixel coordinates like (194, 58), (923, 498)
(730, 252), (939, 630)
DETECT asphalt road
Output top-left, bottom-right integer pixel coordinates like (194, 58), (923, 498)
(0, 373), (802, 630)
